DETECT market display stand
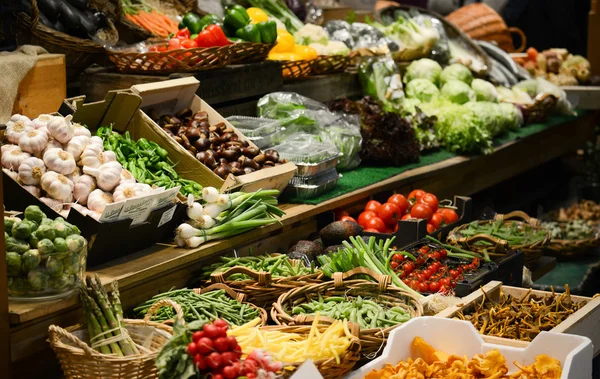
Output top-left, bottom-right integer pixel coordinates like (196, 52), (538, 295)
(5, 112), (595, 377)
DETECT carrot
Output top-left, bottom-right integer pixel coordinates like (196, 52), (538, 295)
(138, 12), (170, 36)
(134, 13), (168, 36)
(148, 10), (176, 33)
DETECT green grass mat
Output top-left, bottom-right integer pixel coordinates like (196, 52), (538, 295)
(283, 113), (581, 205)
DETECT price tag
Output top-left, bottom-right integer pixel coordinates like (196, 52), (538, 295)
(98, 201), (125, 223)
(118, 193), (156, 225)
(153, 186), (181, 209)
(290, 360), (323, 379)
(158, 205), (177, 228)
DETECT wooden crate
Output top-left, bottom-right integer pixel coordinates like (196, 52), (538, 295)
(12, 54), (65, 118)
(436, 280), (600, 356)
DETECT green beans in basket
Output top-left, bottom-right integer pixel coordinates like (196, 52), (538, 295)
(199, 254), (315, 280)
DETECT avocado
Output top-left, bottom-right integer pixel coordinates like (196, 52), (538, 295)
(324, 244), (344, 255)
(288, 240), (324, 261)
(319, 221), (363, 247)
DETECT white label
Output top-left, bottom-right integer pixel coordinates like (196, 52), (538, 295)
(98, 201), (125, 223)
(118, 193), (156, 225)
(290, 360), (323, 379)
(153, 186), (180, 210)
(158, 205), (177, 228)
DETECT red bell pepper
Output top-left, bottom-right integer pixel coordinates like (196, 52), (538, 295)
(195, 24), (229, 48)
(181, 39), (198, 48)
(176, 28), (191, 40)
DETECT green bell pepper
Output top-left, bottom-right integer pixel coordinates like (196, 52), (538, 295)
(181, 12), (203, 34)
(198, 14), (222, 31)
(236, 24), (261, 43)
(224, 5), (250, 33)
(257, 21), (277, 44)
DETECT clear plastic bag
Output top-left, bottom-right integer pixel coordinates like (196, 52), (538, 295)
(358, 57), (404, 110)
(318, 113), (362, 171)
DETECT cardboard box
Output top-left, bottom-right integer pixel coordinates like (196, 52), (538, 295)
(130, 77), (297, 193)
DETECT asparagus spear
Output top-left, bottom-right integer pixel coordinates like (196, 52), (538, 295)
(81, 289), (123, 356)
(80, 292), (112, 355)
(111, 280), (138, 355)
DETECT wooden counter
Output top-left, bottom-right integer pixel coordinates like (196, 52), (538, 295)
(8, 112), (596, 370)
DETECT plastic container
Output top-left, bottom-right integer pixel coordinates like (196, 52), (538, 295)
(289, 168), (340, 186)
(285, 172), (342, 200)
(225, 116), (283, 149)
(346, 317), (593, 379)
(272, 134), (341, 177)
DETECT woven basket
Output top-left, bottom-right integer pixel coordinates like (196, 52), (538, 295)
(107, 45), (231, 74)
(309, 55), (351, 75)
(209, 264), (324, 311)
(271, 267), (423, 357)
(447, 211), (551, 266)
(257, 323), (362, 379)
(543, 221), (600, 259)
(49, 299), (179, 379)
(229, 42), (275, 64)
(17, 0), (118, 79)
(520, 93), (558, 124)
(446, 3), (526, 52)
(280, 59), (312, 79)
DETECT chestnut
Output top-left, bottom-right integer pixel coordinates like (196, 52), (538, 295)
(219, 158), (228, 165)
(194, 137), (210, 151)
(163, 128), (175, 137)
(220, 132), (232, 142)
(230, 161), (242, 169)
(199, 121), (210, 129)
(264, 149), (280, 163)
(229, 134), (239, 141)
(196, 151), (207, 162)
(241, 156), (260, 170)
(253, 154), (266, 165)
(186, 128), (201, 142)
(231, 167), (245, 176)
(215, 122), (226, 132)
(225, 141), (243, 149)
(209, 125), (218, 133)
(176, 108), (193, 119)
(241, 146), (260, 158)
(205, 150), (217, 160)
(177, 126), (188, 136)
(174, 135), (183, 144)
(187, 119), (200, 129)
(204, 155), (217, 169)
(243, 167), (256, 175)
(214, 164), (231, 179)
(192, 111), (208, 121)
(220, 149), (240, 161)
(189, 146), (197, 155)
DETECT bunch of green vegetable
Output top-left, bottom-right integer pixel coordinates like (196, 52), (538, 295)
(542, 220), (595, 240)
(134, 288), (259, 325)
(95, 125), (203, 197)
(291, 294), (411, 329)
(243, 0), (305, 33)
(80, 275), (138, 356)
(199, 254), (315, 281)
(458, 220), (550, 247)
(370, 14), (439, 61)
(6, 206), (87, 297)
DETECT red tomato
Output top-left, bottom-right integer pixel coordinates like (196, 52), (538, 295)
(390, 261), (400, 269)
(383, 228), (393, 234)
(340, 215), (357, 223)
(365, 217), (386, 232)
(334, 209), (349, 220)
(363, 228), (381, 233)
(426, 223), (435, 234)
(439, 208), (459, 224)
(419, 193), (439, 212)
(439, 277), (450, 286)
(392, 253), (405, 262)
(449, 269), (460, 279)
(430, 212), (444, 229)
(167, 37), (181, 50)
(429, 282), (441, 292)
(377, 202), (403, 227)
(411, 203), (433, 221)
(403, 262), (415, 273)
(401, 213), (412, 220)
(357, 211), (377, 227)
(365, 200), (382, 213)
(439, 284), (449, 294)
(439, 249), (448, 259)
(387, 194), (409, 213)
(430, 251), (441, 261)
(419, 246), (430, 254)
(418, 282), (429, 292)
(393, 223), (399, 232)
(176, 28), (191, 39)
(181, 39), (198, 48)
(408, 189), (425, 202)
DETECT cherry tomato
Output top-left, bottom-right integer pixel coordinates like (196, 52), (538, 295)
(334, 209), (349, 220)
(363, 228), (380, 233)
(439, 277), (450, 286)
(357, 211), (377, 227)
(449, 269), (460, 279)
(365, 217), (386, 232)
(426, 223), (436, 234)
(430, 213), (444, 229)
(429, 282), (441, 292)
(439, 249), (448, 259)
(430, 251), (441, 261)
(439, 284), (449, 294)
(411, 203), (434, 221)
(419, 246), (430, 254)
(416, 273), (426, 282)
(340, 215), (357, 223)
(390, 261), (400, 269)
(167, 37), (181, 50)
(387, 194), (409, 214)
(416, 257), (425, 266)
(403, 262), (415, 273)
(378, 202), (403, 227)
(181, 39), (198, 48)
(392, 253), (405, 262)
(365, 200), (382, 213)
(399, 271), (407, 279)
(419, 193), (439, 212)
(401, 213), (413, 220)
(410, 280), (420, 290)
(450, 280), (457, 288)
(408, 189), (425, 202)
(428, 264), (438, 274)
(418, 282), (429, 292)
(439, 208), (459, 224)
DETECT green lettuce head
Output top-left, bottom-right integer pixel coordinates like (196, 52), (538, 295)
(471, 79), (498, 102)
(405, 78), (440, 102)
(440, 63), (473, 85)
(441, 80), (476, 104)
(404, 58), (443, 86)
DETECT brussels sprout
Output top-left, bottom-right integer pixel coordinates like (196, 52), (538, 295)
(405, 78), (440, 102)
(12, 220), (33, 240)
(441, 80), (476, 104)
(64, 222), (81, 236)
(66, 235), (86, 253)
(27, 269), (50, 291)
(6, 252), (22, 276)
(8, 277), (28, 294)
(22, 249), (42, 271)
(471, 78), (499, 102)
(63, 253), (82, 275)
(4, 216), (21, 232)
(54, 237), (68, 253)
(38, 238), (55, 256)
(36, 224), (56, 241)
(6, 237), (30, 254)
(5, 231), (8, 240)
(24, 205), (45, 224)
(29, 231), (40, 249)
(41, 218), (53, 226)
(48, 274), (75, 291)
(440, 63), (473, 86)
(404, 58), (443, 86)
(53, 220), (69, 239)
(46, 256), (64, 278)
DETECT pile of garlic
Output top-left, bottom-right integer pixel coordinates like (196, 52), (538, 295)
(2, 113), (152, 220)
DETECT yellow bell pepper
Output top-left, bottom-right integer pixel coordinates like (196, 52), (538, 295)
(270, 32), (295, 54)
(293, 44), (318, 60)
(246, 7), (269, 24)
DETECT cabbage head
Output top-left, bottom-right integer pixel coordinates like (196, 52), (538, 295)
(405, 78), (440, 102)
(441, 80), (476, 104)
(404, 58), (443, 86)
(440, 63), (473, 85)
(471, 79), (498, 102)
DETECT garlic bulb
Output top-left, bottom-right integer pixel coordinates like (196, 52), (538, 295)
(32, 114), (54, 129)
(66, 135), (90, 160)
(71, 203), (89, 216)
(1, 148), (31, 170)
(40, 197), (63, 212)
(120, 169), (136, 184)
(87, 189), (113, 213)
(90, 136), (104, 148)
(41, 171), (74, 201)
(43, 148), (76, 175)
(23, 185), (41, 198)
(73, 174), (96, 205)
(83, 161), (122, 191)
(47, 115), (74, 144)
(18, 129), (49, 155)
(2, 168), (18, 181)
(112, 182), (152, 202)
(100, 150), (116, 164)
(2, 144), (19, 155)
(5, 120), (34, 144)
(72, 122), (92, 138)
(18, 157), (46, 185)
(44, 139), (62, 154)
(79, 144), (103, 168)
(10, 114), (30, 123)
(67, 166), (82, 182)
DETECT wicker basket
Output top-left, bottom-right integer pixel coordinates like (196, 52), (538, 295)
(107, 45), (231, 74)
(258, 323), (362, 379)
(447, 211), (551, 265)
(271, 267), (423, 357)
(229, 42), (275, 64)
(49, 299), (179, 379)
(17, 0), (118, 79)
(209, 264), (324, 311)
(280, 59), (312, 79)
(542, 221), (600, 259)
(446, 3), (526, 53)
(309, 55), (351, 75)
(520, 93), (558, 124)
